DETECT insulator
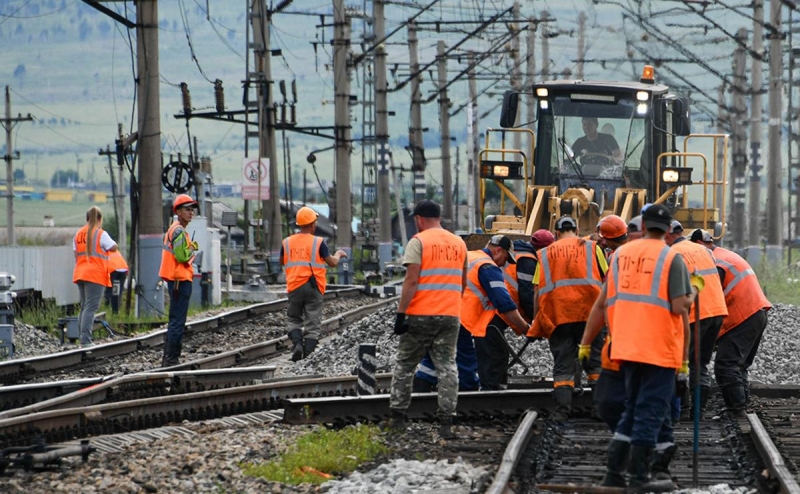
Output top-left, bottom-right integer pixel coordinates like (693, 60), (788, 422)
(214, 79), (225, 114)
(281, 105), (287, 124)
(279, 80), (287, 100)
(290, 105), (296, 125)
(180, 82), (192, 116)
(291, 80), (297, 103)
(257, 55), (266, 75)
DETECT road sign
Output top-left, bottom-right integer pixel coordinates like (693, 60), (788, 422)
(242, 158), (269, 200)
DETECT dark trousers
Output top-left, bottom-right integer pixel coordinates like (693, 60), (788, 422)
(715, 309), (768, 392)
(548, 322), (588, 389)
(473, 315), (510, 390)
(689, 315), (723, 390)
(166, 280), (192, 346)
(104, 271), (128, 315)
(614, 362), (675, 448)
(416, 325), (480, 391)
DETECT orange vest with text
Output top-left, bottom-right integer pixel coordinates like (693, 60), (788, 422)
(159, 221), (194, 282)
(406, 228), (467, 318)
(712, 247), (772, 338)
(528, 237), (603, 339)
(461, 250), (500, 337)
(107, 250), (129, 274)
(73, 225), (111, 287)
(671, 240), (728, 323)
(503, 251), (536, 308)
(607, 239), (685, 369)
(282, 233), (328, 294)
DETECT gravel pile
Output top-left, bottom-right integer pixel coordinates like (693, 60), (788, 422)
(8, 321), (62, 358)
(748, 303), (800, 385)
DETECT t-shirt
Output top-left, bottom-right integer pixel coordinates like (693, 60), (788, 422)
(572, 133), (620, 165)
(403, 237), (468, 270)
(73, 229), (116, 252)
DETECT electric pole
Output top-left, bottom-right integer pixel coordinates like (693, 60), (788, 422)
(731, 28), (748, 248)
(437, 40), (454, 230)
(468, 51), (480, 231)
(749, 0), (764, 248)
(526, 18), (537, 144)
(511, 1), (523, 211)
(717, 84), (728, 245)
(374, 0), (393, 262)
(766, 0), (783, 253)
(541, 11), (551, 80)
(2, 86), (32, 246)
(408, 20), (426, 203)
(333, 0), (353, 264)
(577, 11), (586, 79)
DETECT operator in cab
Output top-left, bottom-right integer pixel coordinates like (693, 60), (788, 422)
(572, 117), (623, 166)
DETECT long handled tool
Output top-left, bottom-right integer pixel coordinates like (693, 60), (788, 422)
(692, 288), (701, 487)
(494, 325), (530, 375)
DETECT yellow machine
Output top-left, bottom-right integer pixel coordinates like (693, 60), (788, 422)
(468, 66), (727, 249)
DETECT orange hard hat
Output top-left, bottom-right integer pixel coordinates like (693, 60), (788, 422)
(172, 194), (197, 213)
(296, 206), (319, 226)
(598, 215), (627, 240)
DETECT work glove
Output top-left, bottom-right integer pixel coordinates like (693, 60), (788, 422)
(677, 360), (690, 382)
(690, 272), (705, 292)
(190, 240), (199, 251)
(394, 313), (409, 336)
(578, 344), (592, 363)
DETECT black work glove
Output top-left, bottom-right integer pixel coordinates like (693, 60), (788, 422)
(394, 313), (409, 335)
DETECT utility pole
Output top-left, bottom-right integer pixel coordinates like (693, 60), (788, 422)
(454, 146), (460, 231)
(766, 0), (783, 255)
(749, 0), (764, 248)
(730, 28), (748, 249)
(577, 11), (586, 79)
(408, 20), (426, 203)
(717, 84), (728, 246)
(468, 51), (480, 232)
(115, 124), (127, 256)
(136, 0), (164, 316)
(437, 40), (453, 230)
(374, 0), (393, 263)
(511, 1), (523, 211)
(2, 86), (32, 246)
(541, 11), (550, 80)
(526, 18), (537, 145)
(333, 0), (353, 268)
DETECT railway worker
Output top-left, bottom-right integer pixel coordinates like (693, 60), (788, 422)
(281, 206), (348, 362)
(508, 229), (556, 322)
(159, 194), (199, 366)
(104, 249), (129, 315)
(583, 204), (695, 490)
(389, 200), (467, 438)
(690, 229), (772, 417)
(597, 215), (628, 259)
(529, 215), (608, 420)
(73, 206), (118, 347)
(668, 223), (728, 416)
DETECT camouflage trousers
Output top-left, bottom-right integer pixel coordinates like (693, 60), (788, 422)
(390, 315), (459, 417)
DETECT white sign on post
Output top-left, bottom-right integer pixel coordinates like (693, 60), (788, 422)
(241, 158), (269, 200)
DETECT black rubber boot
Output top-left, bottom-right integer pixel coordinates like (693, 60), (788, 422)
(383, 409), (407, 432)
(699, 386), (711, 411)
(551, 387), (572, 421)
(303, 338), (318, 358)
(601, 439), (629, 487)
(412, 376), (435, 392)
(161, 341), (172, 367)
(438, 416), (455, 440)
(288, 329), (305, 362)
(628, 445), (676, 492)
(652, 445), (677, 481)
(721, 385), (747, 418)
(165, 341), (182, 366)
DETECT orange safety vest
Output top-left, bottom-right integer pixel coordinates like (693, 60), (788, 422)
(282, 233), (328, 294)
(73, 225), (112, 287)
(671, 241), (728, 323)
(406, 228), (466, 318)
(107, 250), (129, 274)
(607, 239), (685, 369)
(713, 247), (772, 338)
(503, 251), (537, 308)
(461, 250), (501, 337)
(159, 221), (194, 282)
(601, 336), (621, 372)
(528, 237), (604, 339)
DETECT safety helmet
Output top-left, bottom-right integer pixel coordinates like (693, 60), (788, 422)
(172, 194), (198, 213)
(295, 206), (319, 226)
(598, 215), (627, 240)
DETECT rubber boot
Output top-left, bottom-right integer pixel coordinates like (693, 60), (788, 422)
(699, 386), (710, 412)
(412, 376), (435, 392)
(438, 416), (456, 440)
(288, 329), (305, 362)
(652, 444), (677, 481)
(161, 341), (172, 367)
(721, 384), (747, 418)
(165, 341), (182, 366)
(628, 445), (676, 492)
(551, 387), (572, 421)
(601, 439), (629, 487)
(303, 338), (318, 358)
(383, 409), (407, 432)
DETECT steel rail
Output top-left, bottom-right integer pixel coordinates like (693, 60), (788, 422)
(486, 409), (538, 494)
(747, 413), (800, 494)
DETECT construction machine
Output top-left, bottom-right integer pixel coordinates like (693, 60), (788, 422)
(467, 66), (727, 249)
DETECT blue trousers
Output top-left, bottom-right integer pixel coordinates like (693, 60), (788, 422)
(416, 325), (480, 391)
(166, 280), (192, 346)
(613, 362), (676, 448)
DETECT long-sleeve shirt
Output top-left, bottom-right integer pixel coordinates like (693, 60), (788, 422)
(477, 248), (517, 314)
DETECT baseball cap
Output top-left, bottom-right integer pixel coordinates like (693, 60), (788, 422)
(488, 234), (516, 264)
(411, 200), (441, 218)
(642, 204), (672, 232)
(531, 229), (556, 249)
(670, 220), (684, 234)
(690, 228), (714, 243)
(628, 215), (642, 232)
(556, 216), (578, 232)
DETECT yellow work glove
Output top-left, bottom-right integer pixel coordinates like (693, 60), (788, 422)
(191, 240), (199, 251)
(578, 344), (591, 363)
(690, 273), (705, 292)
(677, 360), (689, 382)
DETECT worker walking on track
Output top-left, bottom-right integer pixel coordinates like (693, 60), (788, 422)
(690, 230), (772, 417)
(584, 204), (696, 491)
(73, 206), (119, 347)
(529, 215), (607, 420)
(389, 200), (468, 438)
(281, 206), (347, 362)
(159, 195), (199, 366)
(668, 223), (727, 416)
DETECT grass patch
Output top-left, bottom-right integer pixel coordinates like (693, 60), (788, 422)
(755, 262), (800, 306)
(18, 299), (64, 330)
(241, 424), (388, 485)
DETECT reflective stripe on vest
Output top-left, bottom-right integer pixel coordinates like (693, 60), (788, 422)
(73, 225), (112, 286)
(503, 269), (518, 292)
(283, 237), (327, 269)
(406, 229), (466, 317)
(716, 260), (755, 296)
(418, 268), (463, 292)
(461, 251), (499, 336)
(537, 242), (602, 296)
(607, 245), (671, 311)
